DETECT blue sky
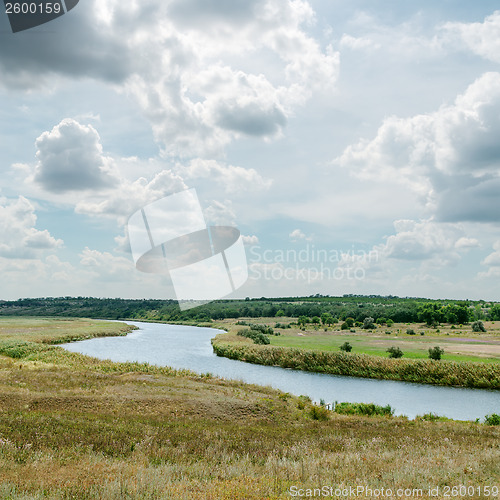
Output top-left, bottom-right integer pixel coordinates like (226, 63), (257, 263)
(1, 0), (500, 301)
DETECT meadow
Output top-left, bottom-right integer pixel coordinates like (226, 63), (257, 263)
(223, 318), (500, 362)
(210, 318), (500, 389)
(0, 317), (498, 499)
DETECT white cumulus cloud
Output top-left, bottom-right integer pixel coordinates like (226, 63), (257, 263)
(33, 119), (117, 193)
(0, 196), (63, 259)
(335, 72), (500, 223)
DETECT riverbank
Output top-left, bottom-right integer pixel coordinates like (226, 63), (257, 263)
(212, 334), (500, 389)
(0, 317), (499, 499)
(209, 316), (500, 389)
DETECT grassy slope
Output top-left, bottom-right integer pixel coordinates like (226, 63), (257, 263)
(0, 318), (498, 499)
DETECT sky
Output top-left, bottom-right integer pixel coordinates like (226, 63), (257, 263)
(1, 0), (500, 302)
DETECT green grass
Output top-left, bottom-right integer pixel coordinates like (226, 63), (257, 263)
(212, 334), (500, 389)
(0, 317), (498, 499)
(270, 334), (500, 363)
(257, 320), (500, 364)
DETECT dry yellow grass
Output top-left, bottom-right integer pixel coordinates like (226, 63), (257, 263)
(0, 318), (498, 499)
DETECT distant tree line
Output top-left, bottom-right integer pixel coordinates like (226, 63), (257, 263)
(0, 295), (498, 324)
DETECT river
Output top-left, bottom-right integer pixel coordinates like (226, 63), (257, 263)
(61, 321), (500, 420)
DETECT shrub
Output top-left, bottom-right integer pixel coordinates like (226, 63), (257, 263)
(334, 402), (393, 417)
(274, 322), (290, 329)
(428, 346), (445, 360)
(245, 323), (278, 336)
(297, 394), (311, 409)
(406, 328), (416, 335)
(417, 413), (450, 422)
(211, 338), (500, 389)
(339, 342), (352, 352)
(484, 413), (500, 425)
(472, 321), (486, 332)
(298, 316), (309, 327)
(363, 317), (375, 329)
(340, 322), (350, 330)
(344, 317), (355, 328)
(236, 329), (270, 345)
(386, 346), (403, 358)
(309, 405), (330, 421)
(376, 317), (387, 325)
(385, 330), (391, 335)
(386, 319), (394, 327)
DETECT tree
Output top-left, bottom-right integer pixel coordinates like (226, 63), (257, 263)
(363, 317), (375, 329)
(444, 303), (471, 325)
(321, 312), (334, 326)
(344, 317), (355, 328)
(312, 316), (321, 325)
(418, 303), (440, 326)
(339, 342), (352, 352)
(489, 304), (500, 321)
(386, 346), (403, 358)
(298, 316), (309, 327)
(428, 346), (445, 360)
(472, 320), (486, 332)
(275, 310), (285, 317)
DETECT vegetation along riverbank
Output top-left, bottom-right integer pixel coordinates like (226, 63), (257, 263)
(0, 316), (498, 498)
(211, 316), (500, 389)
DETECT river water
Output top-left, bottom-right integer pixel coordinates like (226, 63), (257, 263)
(61, 321), (499, 420)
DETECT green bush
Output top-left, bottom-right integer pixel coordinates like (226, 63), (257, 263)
(236, 329), (270, 345)
(472, 321), (486, 332)
(386, 319), (394, 327)
(309, 405), (330, 421)
(484, 413), (500, 425)
(212, 338), (500, 389)
(363, 317), (375, 329)
(344, 317), (355, 328)
(274, 322), (290, 329)
(386, 346), (403, 358)
(297, 394), (311, 410)
(406, 328), (416, 335)
(428, 346), (445, 360)
(339, 342), (352, 353)
(417, 413), (450, 422)
(334, 402), (393, 417)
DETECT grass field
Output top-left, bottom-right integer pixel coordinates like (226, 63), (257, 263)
(0, 317), (498, 499)
(218, 318), (500, 363)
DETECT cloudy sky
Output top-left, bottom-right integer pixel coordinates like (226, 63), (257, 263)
(1, 0), (500, 302)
